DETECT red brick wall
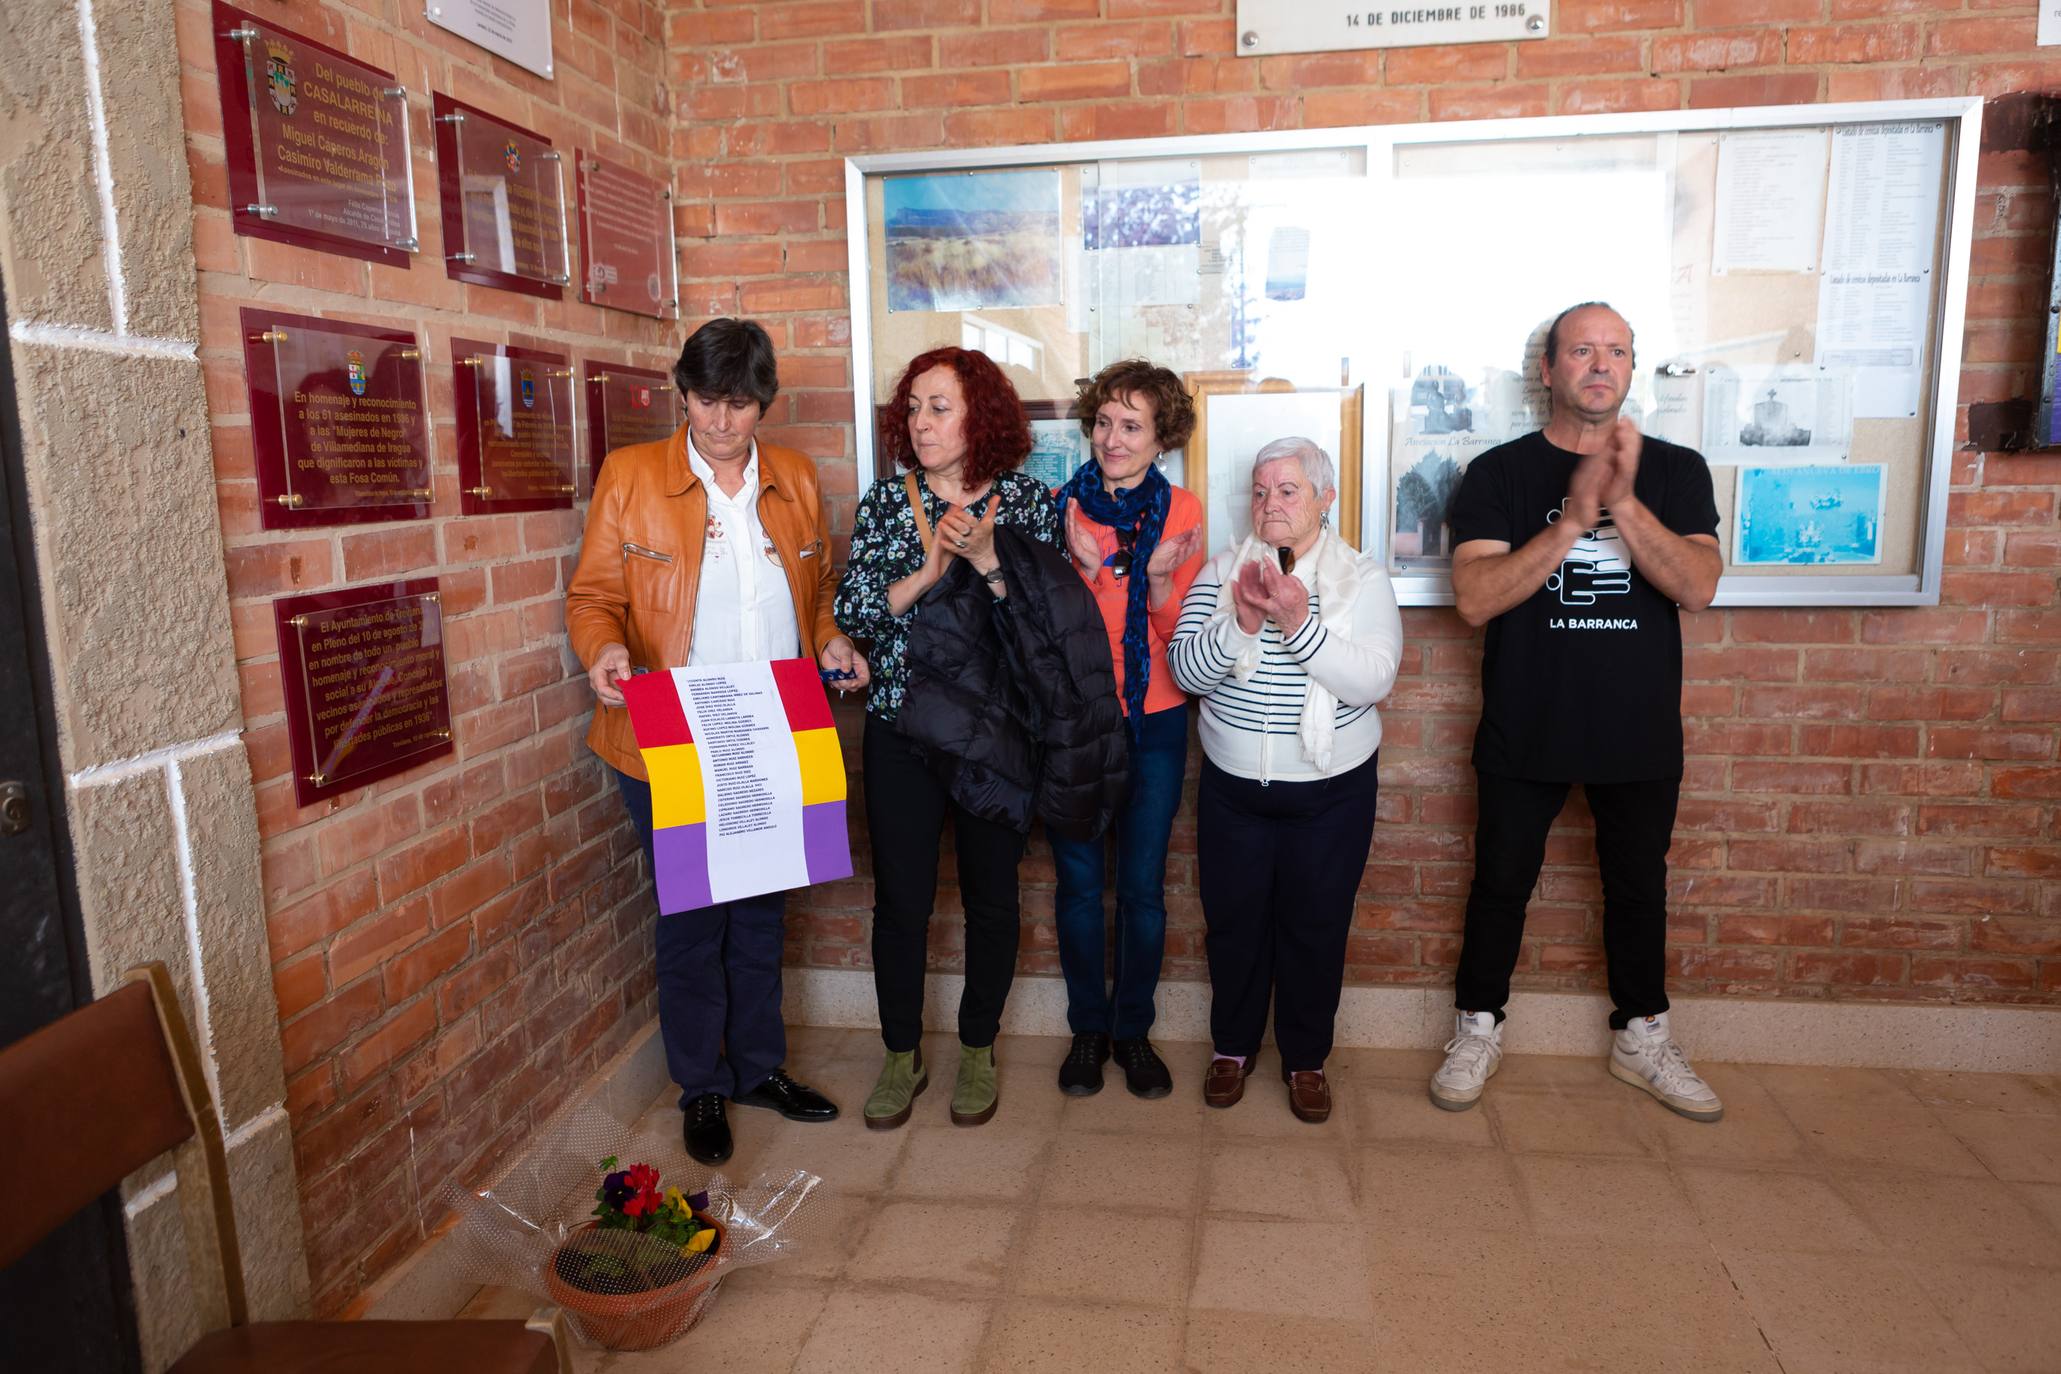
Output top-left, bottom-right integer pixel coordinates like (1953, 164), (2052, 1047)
(664, 0), (2061, 1004)
(178, 0), (677, 1314)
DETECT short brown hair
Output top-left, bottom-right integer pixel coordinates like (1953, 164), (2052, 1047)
(1072, 359), (1195, 454)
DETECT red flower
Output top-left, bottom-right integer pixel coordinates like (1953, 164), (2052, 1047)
(622, 1188), (658, 1217)
(626, 1163), (660, 1193)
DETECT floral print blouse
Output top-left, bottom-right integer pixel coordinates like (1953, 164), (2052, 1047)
(833, 468), (1059, 722)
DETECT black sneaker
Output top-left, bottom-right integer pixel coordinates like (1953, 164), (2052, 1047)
(1112, 1038), (1173, 1099)
(1057, 1032), (1110, 1096)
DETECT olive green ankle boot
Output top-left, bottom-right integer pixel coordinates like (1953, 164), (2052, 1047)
(863, 1047), (927, 1131)
(950, 1043), (998, 1127)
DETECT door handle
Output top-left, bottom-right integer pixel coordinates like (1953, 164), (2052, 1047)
(0, 780), (28, 836)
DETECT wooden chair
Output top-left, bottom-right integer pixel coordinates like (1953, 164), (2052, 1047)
(0, 963), (571, 1374)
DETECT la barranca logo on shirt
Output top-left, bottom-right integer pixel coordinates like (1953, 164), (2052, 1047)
(1544, 500), (1639, 631)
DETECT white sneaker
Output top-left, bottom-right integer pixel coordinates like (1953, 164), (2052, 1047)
(1610, 1012), (1723, 1122)
(1429, 1010), (1502, 1111)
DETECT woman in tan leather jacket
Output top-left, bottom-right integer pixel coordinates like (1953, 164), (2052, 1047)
(565, 318), (867, 1167)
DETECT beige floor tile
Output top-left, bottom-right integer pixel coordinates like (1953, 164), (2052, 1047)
(1060, 1076), (1211, 1134)
(1782, 1100), (1989, 1176)
(1361, 1145), (1525, 1235)
(1510, 1156), (1708, 1247)
(1839, 1172), (2061, 1266)
(1184, 1310), (1378, 1373)
(1011, 1208), (1194, 1306)
(791, 1289), (992, 1374)
(1534, 1240), (1785, 1374)
(1675, 1164), (1882, 1255)
(763, 1189), (877, 1282)
(889, 1126), (1049, 1202)
(1365, 1233), (1577, 1370)
(2013, 1181), (2061, 1237)
(1747, 1063), (1921, 1108)
(1349, 1080), (1501, 1150)
(455, 1283), (537, 1320)
(1202, 1139), (1356, 1220)
(743, 1116), (911, 1195)
(1645, 1068), (1813, 1168)
(1329, 1045), (1443, 1082)
(783, 1024), (881, 1066)
(1488, 1088), (1662, 1157)
(978, 1298), (1182, 1373)
(1904, 1258), (2061, 1374)
(845, 1200), (1020, 1288)
(1041, 1129), (1203, 1214)
(991, 1032), (1075, 1071)
(768, 1054), (888, 1119)
(1898, 1069), (2061, 1116)
(1724, 1250), (1981, 1373)
(1933, 1108), (2061, 1184)
(604, 1273), (827, 1373)
(1490, 1051), (1616, 1094)
(1190, 1219), (1370, 1319)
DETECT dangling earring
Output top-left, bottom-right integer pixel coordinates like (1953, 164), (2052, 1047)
(1154, 452), (1166, 468)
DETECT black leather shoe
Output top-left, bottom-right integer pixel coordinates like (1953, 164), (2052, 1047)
(1058, 1032), (1111, 1096)
(684, 1092), (732, 1166)
(732, 1067), (839, 1122)
(1113, 1037), (1173, 1099)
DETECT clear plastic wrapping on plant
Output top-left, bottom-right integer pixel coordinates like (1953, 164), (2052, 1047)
(443, 1105), (827, 1349)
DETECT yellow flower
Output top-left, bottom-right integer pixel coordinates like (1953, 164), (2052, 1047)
(684, 1228), (716, 1254)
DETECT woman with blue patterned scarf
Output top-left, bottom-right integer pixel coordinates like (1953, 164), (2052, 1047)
(1049, 360), (1205, 1101)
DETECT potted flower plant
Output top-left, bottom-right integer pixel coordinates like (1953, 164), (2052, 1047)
(543, 1155), (726, 1349)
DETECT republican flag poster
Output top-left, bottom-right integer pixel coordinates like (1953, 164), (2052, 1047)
(621, 659), (852, 914)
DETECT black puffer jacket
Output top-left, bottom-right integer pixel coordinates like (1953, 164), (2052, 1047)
(898, 524), (1128, 839)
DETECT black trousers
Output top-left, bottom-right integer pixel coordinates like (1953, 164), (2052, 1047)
(1196, 752), (1381, 1072)
(864, 715), (1027, 1052)
(1453, 771), (1679, 1030)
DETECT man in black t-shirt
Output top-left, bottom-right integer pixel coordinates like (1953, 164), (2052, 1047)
(1429, 302), (1727, 1123)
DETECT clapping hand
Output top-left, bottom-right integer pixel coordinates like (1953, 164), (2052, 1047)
(938, 501), (998, 568)
(1230, 556), (1309, 635)
(1565, 451), (1609, 534)
(1063, 504), (1103, 576)
(1600, 416), (1641, 508)
(1146, 525), (1201, 582)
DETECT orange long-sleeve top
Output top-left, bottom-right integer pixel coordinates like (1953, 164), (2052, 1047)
(1067, 484), (1205, 716)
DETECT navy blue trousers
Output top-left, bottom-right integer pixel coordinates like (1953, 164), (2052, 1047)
(616, 769), (787, 1106)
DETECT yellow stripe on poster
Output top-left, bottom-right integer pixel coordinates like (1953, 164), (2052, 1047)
(793, 727), (847, 806)
(643, 743), (705, 827)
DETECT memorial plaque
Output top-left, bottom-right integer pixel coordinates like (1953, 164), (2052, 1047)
(433, 93), (569, 299)
(275, 579), (453, 807)
(575, 153), (678, 319)
(584, 362), (682, 486)
(242, 309), (432, 529)
(454, 338), (577, 514)
(213, 2), (417, 266)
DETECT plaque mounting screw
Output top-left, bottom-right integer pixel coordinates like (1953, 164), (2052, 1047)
(1526, 13), (1545, 30)
(456, 356), (482, 367)
(1240, 30), (1258, 47)
(465, 485), (494, 496)
(400, 348), (422, 360)
(226, 26), (257, 39)
(245, 203), (279, 218)
(306, 772), (328, 786)
(585, 160), (601, 173)
(397, 236), (420, 251)
(258, 328), (287, 343)
(423, 592), (441, 603)
(288, 615), (309, 628)
(434, 729), (454, 741)
(383, 85), (407, 98)
(436, 112), (466, 125)
(550, 274), (571, 285)
(541, 151), (562, 162)
(449, 251), (477, 263)
(274, 494), (305, 508)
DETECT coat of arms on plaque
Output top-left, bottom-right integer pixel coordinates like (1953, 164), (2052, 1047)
(504, 141), (522, 175)
(520, 369), (536, 409)
(346, 350), (368, 397)
(632, 387), (651, 409)
(265, 49), (298, 116)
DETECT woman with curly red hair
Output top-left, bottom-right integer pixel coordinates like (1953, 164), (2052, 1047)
(834, 347), (1062, 1130)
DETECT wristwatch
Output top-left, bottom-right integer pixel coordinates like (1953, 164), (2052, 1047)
(982, 566), (1007, 584)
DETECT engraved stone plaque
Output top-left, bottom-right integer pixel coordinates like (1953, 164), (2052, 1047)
(454, 338), (576, 514)
(433, 93), (569, 298)
(275, 579), (453, 807)
(214, 1), (417, 265)
(242, 309), (432, 529)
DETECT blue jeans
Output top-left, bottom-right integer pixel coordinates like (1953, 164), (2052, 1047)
(616, 769), (788, 1106)
(1048, 704), (1189, 1040)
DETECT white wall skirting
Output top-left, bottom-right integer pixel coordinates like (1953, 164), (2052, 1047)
(784, 967), (2061, 1076)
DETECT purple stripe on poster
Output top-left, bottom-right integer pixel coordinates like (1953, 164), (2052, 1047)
(802, 800), (852, 885)
(653, 822), (714, 914)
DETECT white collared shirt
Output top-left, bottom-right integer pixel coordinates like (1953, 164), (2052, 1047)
(686, 438), (800, 667)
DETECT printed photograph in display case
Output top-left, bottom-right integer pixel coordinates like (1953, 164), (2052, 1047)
(1021, 401), (1091, 490)
(1735, 463), (1885, 566)
(1182, 371), (1362, 554)
(884, 169), (1062, 314)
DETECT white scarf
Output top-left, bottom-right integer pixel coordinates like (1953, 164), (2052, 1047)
(1208, 528), (1364, 771)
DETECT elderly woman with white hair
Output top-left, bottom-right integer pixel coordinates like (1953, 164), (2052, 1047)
(1167, 436), (1404, 1123)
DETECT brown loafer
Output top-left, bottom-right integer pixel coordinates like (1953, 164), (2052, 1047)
(1283, 1068), (1331, 1124)
(1203, 1054), (1257, 1109)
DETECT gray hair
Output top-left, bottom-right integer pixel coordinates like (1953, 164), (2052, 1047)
(1252, 436), (1336, 496)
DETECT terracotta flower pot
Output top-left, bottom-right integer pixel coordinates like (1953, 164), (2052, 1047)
(544, 1214), (726, 1350)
